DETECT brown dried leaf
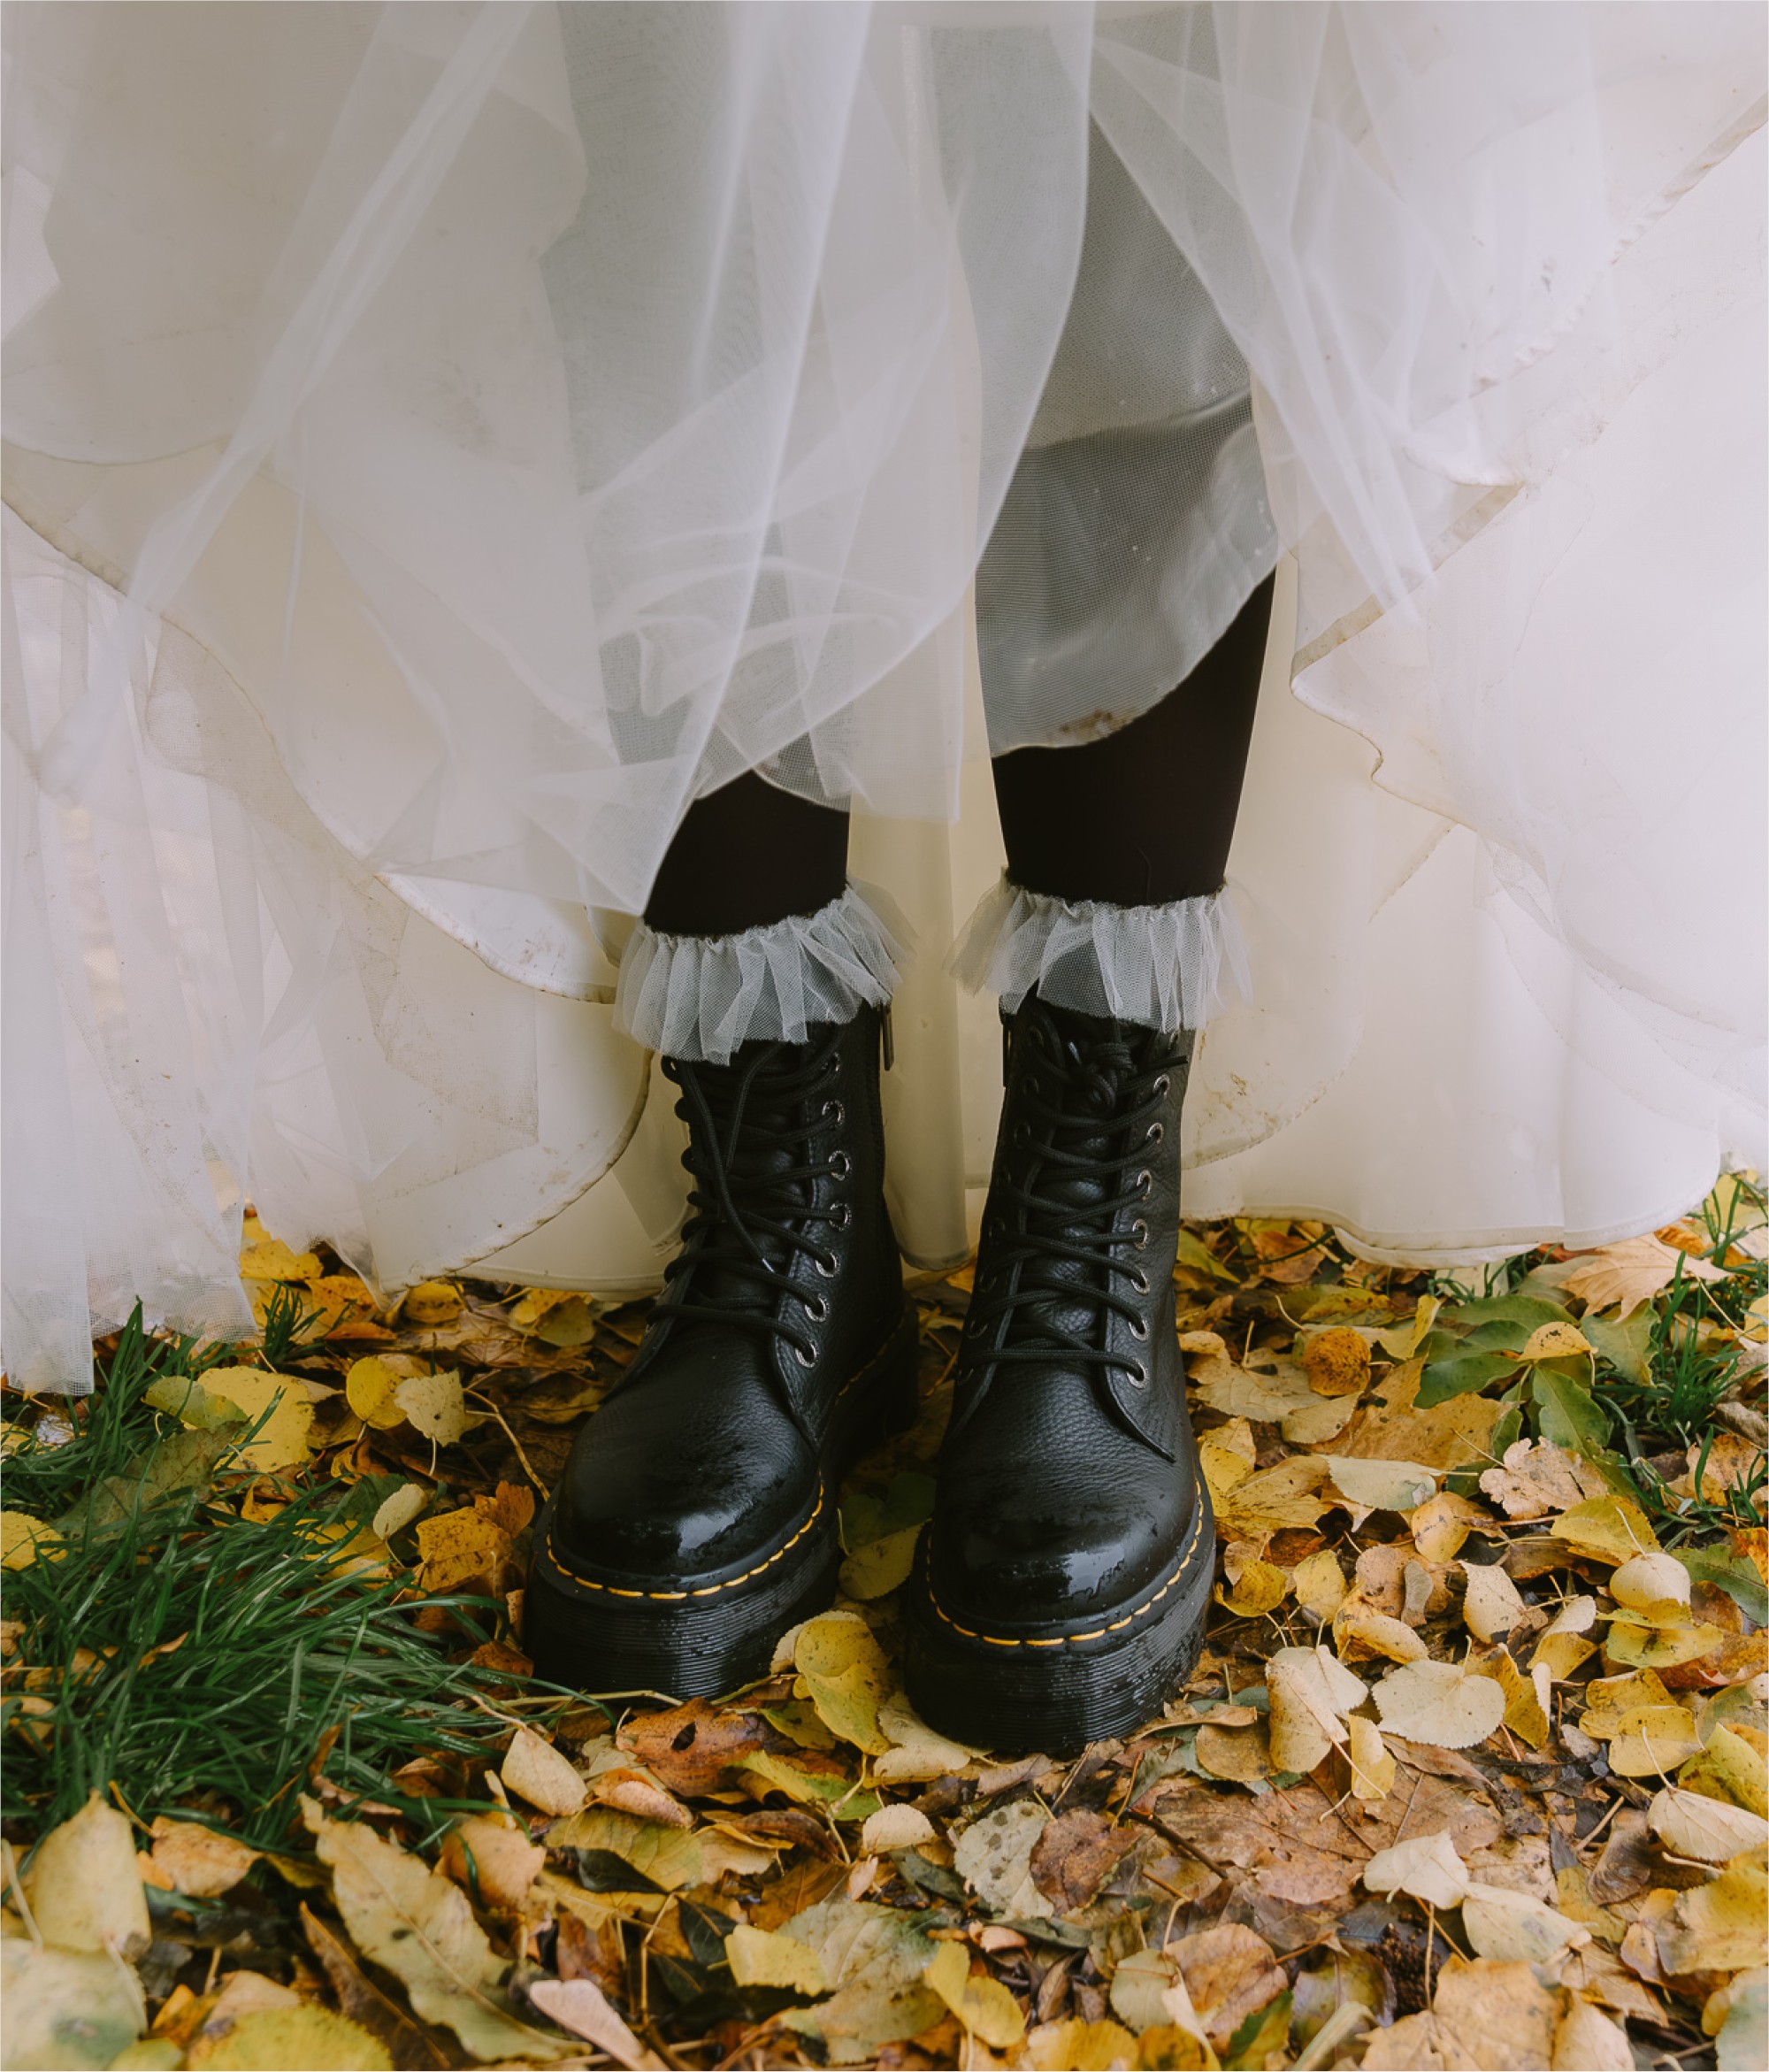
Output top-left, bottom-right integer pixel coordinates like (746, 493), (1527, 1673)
(1030, 1809), (1138, 1915)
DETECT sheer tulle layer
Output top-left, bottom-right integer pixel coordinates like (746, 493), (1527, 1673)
(614, 883), (905, 1066)
(3, 4), (1763, 1386)
(951, 877), (1247, 1035)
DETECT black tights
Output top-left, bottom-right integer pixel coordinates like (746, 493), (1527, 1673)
(643, 574), (1274, 936)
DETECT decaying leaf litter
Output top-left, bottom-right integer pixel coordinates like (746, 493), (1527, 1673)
(3, 1186), (1765, 2072)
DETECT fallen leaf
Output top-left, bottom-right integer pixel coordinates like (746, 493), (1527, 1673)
(303, 1799), (565, 2061)
(1290, 1546), (1348, 1623)
(413, 1508), (513, 1598)
(399, 1281), (463, 1326)
(779, 1896), (944, 2064)
(1, 1511), (59, 1570)
(1336, 1610), (1428, 1664)
(187, 2004), (393, 2069)
(1216, 1454), (1332, 1535)
(1326, 1456), (1439, 1514)
(924, 1938), (1026, 2050)
(1362, 1830), (1472, 1909)
(1372, 1660), (1505, 1749)
(240, 1233), (322, 1283)
(1411, 1492), (1485, 1565)
(588, 1769), (693, 1830)
(0, 1938), (145, 2071)
(1648, 1786), (1769, 1862)
(371, 1483), (426, 1541)
(189, 1368), (313, 1473)
(394, 1370), (474, 1446)
(722, 1922), (828, 1996)
(953, 1797), (1052, 1918)
(616, 1699), (768, 1794)
(551, 1806), (705, 1890)
(1551, 1493), (1659, 1565)
(1680, 1723), (1769, 1815)
(1169, 1923), (1285, 2053)
(794, 1612), (893, 1754)
(21, 1792), (150, 1958)
(1029, 1808), (1137, 1914)
(1656, 1854), (1768, 1976)
(1214, 1558), (1287, 1617)
(1459, 1882), (1589, 1964)
(1460, 1561), (1528, 1642)
(1492, 1651), (1552, 1751)
(1189, 1341), (1317, 1424)
(438, 1815), (545, 1912)
(1518, 1323), (1596, 1362)
(1561, 1233), (1725, 1318)
(345, 1356), (424, 1431)
(1022, 2018), (1140, 2068)
(149, 1817), (257, 1900)
(525, 1978), (659, 2068)
(860, 1804), (936, 1855)
(1703, 1967), (1767, 2072)
(1607, 1704), (1704, 1777)
(1303, 1328), (1373, 1397)
(1478, 1439), (1605, 1521)
(1551, 1996), (1633, 2072)
(839, 1526), (921, 1600)
(1196, 1719), (1273, 1784)
(1346, 1714), (1396, 1801)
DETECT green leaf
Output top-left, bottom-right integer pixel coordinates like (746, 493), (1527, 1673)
(1176, 1227), (1237, 1281)
(143, 1375), (250, 1431)
(1415, 1350), (1521, 1408)
(1679, 1546), (1769, 1628)
(59, 1428), (238, 1535)
(1226, 1989), (1291, 2069)
(1584, 1308), (1655, 1387)
(1529, 1362), (1611, 1455)
(1444, 1295), (1575, 1335)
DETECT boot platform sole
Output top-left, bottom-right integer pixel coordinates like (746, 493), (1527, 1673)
(901, 1486), (1214, 1757)
(525, 1302), (919, 1701)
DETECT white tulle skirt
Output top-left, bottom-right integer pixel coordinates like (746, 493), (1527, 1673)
(3, 4), (1764, 1390)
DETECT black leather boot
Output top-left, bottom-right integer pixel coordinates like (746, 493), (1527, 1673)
(527, 1006), (915, 1698)
(904, 994), (1211, 1753)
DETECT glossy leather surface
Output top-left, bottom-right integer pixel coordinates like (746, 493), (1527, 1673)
(554, 1007), (901, 1588)
(929, 997), (1203, 1631)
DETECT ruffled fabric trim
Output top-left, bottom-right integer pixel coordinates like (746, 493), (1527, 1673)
(949, 875), (1249, 1034)
(614, 880), (907, 1064)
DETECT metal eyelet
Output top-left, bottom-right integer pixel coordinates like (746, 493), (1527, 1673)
(793, 1343), (816, 1367)
(828, 1150), (852, 1179)
(802, 1294), (830, 1323)
(1146, 1121), (1164, 1146)
(815, 1250), (839, 1278)
(1130, 1270), (1150, 1295)
(831, 1202), (853, 1230)
(1130, 1318), (1149, 1341)
(823, 1100), (846, 1125)
(1137, 1170), (1153, 1198)
(1128, 1362), (1148, 1389)
(1154, 1074), (1171, 1097)
(1131, 1218), (1149, 1249)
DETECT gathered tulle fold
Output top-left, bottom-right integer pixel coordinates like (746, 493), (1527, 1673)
(613, 882), (907, 1065)
(949, 875), (1249, 1035)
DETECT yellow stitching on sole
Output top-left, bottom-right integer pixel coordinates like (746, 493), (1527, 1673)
(924, 1505), (1206, 1651)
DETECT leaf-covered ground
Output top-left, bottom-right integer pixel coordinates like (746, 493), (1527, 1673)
(3, 1185), (1765, 2072)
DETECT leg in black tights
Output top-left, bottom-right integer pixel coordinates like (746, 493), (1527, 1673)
(643, 573), (1272, 927)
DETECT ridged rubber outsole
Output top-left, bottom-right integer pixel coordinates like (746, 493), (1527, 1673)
(901, 1485), (1215, 1757)
(525, 1303), (919, 1700)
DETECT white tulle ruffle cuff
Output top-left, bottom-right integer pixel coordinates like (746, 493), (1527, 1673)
(614, 880), (906, 1064)
(950, 875), (1249, 1034)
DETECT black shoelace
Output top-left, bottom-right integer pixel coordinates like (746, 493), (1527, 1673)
(969, 1021), (1172, 1387)
(654, 1029), (849, 1368)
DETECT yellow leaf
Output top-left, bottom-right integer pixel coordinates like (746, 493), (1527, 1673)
(925, 1939), (1027, 2049)
(1649, 1787), (1769, 1862)
(1371, 1659), (1505, 1749)
(371, 1483), (426, 1540)
(1217, 1454), (1331, 1535)
(1492, 1652), (1551, 1751)
(1362, 1831), (1470, 1908)
(1336, 1611), (1428, 1665)
(1290, 1547), (1348, 1623)
(839, 1525), (921, 1601)
(1680, 1723), (1769, 1816)
(1195, 1720), (1272, 1784)
(1459, 1884), (1589, 1964)
(0, 1942), (145, 2071)
(238, 1235), (321, 1283)
(344, 1355), (422, 1431)
(502, 1727), (586, 1816)
(1325, 1456), (1439, 1514)
(303, 1799), (567, 2061)
(525, 1978), (657, 2068)
(2, 1511), (57, 1570)
(726, 1922), (827, 1996)
(1460, 1560), (1528, 1642)
(549, 1807), (705, 1892)
(1197, 1442), (1253, 1510)
(1347, 1714), (1395, 1802)
(1375, 1295), (1441, 1362)
(194, 1367), (313, 1473)
(1214, 1559), (1286, 1618)
(187, 2005), (393, 2070)
(438, 1815), (545, 1914)
(1656, 1854), (1768, 1976)
(1606, 1703), (1704, 1777)
(1409, 1492), (1484, 1565)
(1604, 1613), (1727, 1670)
(20, 1792), (150, 1958)
(1302, 1328), (1373, 1397)
(1550, 1493), (1659, 1565)
(394, 1369), (473, 1445)
(412, 1508), (512, 1595)
(1519, 1322), (1596, 1361)
(149, 1817), (258, 1899)
(398, 1280), (463, 1325)
(1024, 2017), (1141, 2069)
(793, 1611), (892, 1754)
(1610, 1551), (1690, 1609)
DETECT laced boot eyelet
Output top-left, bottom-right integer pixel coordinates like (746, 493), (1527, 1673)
(1128, 1362), (1148, 1388)
(1137, 1169), (1153, 1198)
(828, 1150), (852, 1179)
(1131, 1217), (1149, 1248)
(823, 1099), (846, 1125)
(1130, 1269), (1150, 1295)
(831, 1202), (853, 1230)
(814, 1250), (839, 1278)
(793, 1342), (816, 1367)
(1154, 1073), (1171, 1097)
(1130, 1317), (1150, 1341)
(1145, 1121), (1164, 1146)
(802, 1294), (830, 1323)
